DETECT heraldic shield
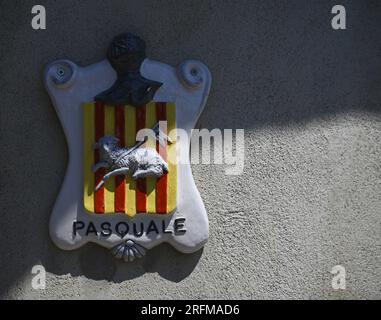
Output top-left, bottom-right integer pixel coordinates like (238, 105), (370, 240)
(83, 101), (178, 216)
(44, 33), (211, 262)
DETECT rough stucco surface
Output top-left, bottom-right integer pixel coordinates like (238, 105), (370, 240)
(0, 0), (380, 299)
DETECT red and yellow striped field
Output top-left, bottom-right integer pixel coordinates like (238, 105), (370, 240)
(83, 101), (177, 216)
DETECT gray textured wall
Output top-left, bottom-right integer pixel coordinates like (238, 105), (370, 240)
(0, 0), (380, 299)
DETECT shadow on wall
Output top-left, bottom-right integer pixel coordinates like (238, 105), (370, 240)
(72, 243), (203, 283)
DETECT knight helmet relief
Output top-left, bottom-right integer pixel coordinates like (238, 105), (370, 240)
(44, 33), (211, 261)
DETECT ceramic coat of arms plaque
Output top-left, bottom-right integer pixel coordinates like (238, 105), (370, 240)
(44, 33), (211, 261)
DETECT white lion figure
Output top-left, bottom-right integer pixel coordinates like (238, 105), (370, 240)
(93, 136), (168, 191)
